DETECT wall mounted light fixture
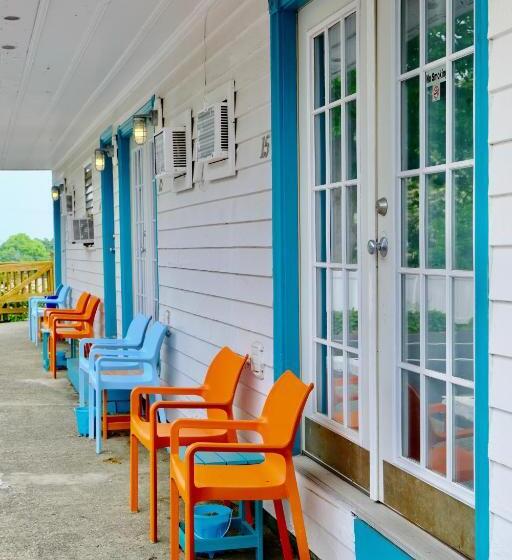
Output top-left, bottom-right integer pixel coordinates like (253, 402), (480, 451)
(51, 185), (61, 202)
(133, 110), (158, 145)
(94, 146), (115, 172)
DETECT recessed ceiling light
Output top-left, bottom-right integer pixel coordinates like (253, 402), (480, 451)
(4, 16), (20, 21)
(1, 45), (16, 50)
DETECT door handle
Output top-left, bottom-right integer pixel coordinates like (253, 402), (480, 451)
(109, 247), (115, 254)
(367, 237), (389, 257)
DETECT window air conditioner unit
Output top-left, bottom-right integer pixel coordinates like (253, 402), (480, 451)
(154, 127), (190, 179)
(196, 102), (229, 163)
(72, 217), (94, 247)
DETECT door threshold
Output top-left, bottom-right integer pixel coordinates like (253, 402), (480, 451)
(294, 455), (466, 560)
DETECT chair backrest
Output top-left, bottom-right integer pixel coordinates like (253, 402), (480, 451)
(83, 295), (101, 322)
(54, 284), (63, 296)
(72, 291), (90, 313)
(125, 314), (152, 346)
(202, 347), (248, 418)
(56, 285), (72, 307)
(140, 321), (169, 366)
(259, 372), (314, 449)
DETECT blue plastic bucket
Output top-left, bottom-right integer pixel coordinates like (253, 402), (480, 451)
(194, 504), (232, 539)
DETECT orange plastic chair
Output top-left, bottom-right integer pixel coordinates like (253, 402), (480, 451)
(41, 291), (90, 335)
(169, 371), (314, 560)
(48, 295), (100, 379)
(129, 347), (248, 542)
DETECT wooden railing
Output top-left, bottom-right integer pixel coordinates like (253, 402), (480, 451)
(0, 261), (54, 321)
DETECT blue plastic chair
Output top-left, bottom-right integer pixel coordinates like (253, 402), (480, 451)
(30, 285), (71, 345)
(77, 314), (152, 406)
(28, 284), (62, 341)
(87, 321), (169, 453)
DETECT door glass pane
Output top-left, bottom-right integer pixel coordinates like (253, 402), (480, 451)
(402, 370), (421, 463)
(453, 277), (474, 381)
(401, 77), (420, 170)
(453, 0), (474, 52)
(426, 276), (446, 373)
(330, 106), (342, 183)
(346, 185), (358, 264)
(426, 0), (446, 63)
(401, 177), (420, 268)
(345, 13), (357, 96)
(453, 55), (474, 162)
(347, 353), (359, 430)
(401, 0), (420, 72)
(316, 267), (327, 339)
(315, 113), (326, 185)
(348, 270), (358, 348)
(402, 275), (421, 366)
(426, 172), (446, 269)
(329, 23), (341, 102)
(453, 385), (474, 489)
(331, 188), (342, 263)
(427, 377), (447, 476)
(346, 100), (357, 180)
(426, 69), (446, 166)
(315, 190), (327, 262)
(331, 270), (344, 343)
(331, 348), (344, 424)
(314, 33), (325, 109)
(316, 343), (328, 414)
(453, 167), (473, 270)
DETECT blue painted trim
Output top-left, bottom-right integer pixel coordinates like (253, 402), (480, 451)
(152, 177), (160, 320)
(118, 96), (155, 137)
(117, 131), (134, 337)
(474, 1), (489, 558)
(354, 519), (411, 560)
(53, 197), (62, 286)
(100, 134), (117, 337)
(100, 125), (113, 146)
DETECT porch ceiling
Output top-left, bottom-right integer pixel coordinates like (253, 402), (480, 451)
(0, 0), (199, 171)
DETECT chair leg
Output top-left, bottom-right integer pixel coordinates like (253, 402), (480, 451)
(170, 478), (180, 560)
(274, 500), (294, 560)
(149, 445), (158, 542)
(78, 368), (85, 407)
(129, 434), (139, 513)
(95, 387), (102, 454)
(102, 390), (108, 443)
(287, 483), (310, 560)
(184, 496), (195, 560)
(50, 334), (57, 379)
(88, 384), (94, 440)
(255, 500), (264, 560)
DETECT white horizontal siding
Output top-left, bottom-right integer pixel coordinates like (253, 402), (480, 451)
(489, 6), (512, 553)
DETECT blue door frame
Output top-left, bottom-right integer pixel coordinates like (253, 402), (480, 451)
(116, 96), (155, 336)
(100, 127), (117, 337)
(269, 0), (489, 557)
(53, 196), (62, 286)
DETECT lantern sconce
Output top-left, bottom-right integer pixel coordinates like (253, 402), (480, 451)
(132, 110), (158, 145)
(51, 185), (61, 202)
(94, 146), (115, 172)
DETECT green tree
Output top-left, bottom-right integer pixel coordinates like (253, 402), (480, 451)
(0, 234), (53, 262)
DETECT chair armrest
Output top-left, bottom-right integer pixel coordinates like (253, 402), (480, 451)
(149, 400), (230, 425)
(170, 419), (263, 454)
(130, 385), (203, 414)
(89, 346), (139, 361)
(94, 354), (148, 371)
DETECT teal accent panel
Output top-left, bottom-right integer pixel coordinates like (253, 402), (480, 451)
(100, 125), (113, 146)
(354, 520), (412, 560)
(117, 131), (133, 337)
(100, 134), (117, 337)
(474, 0), (489, 558)
(53, 197), (62, 286)
(118, 96), (156, 137)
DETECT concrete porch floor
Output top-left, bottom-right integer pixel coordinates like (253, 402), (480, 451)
(0, 321), (285, 560)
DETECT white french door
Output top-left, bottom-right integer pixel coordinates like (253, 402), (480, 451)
(299, 0), (475, 548)
(131, 137), (158, 319)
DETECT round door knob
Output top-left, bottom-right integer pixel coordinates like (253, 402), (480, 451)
(367, 237), (389, 257)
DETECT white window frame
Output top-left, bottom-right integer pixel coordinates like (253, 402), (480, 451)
(392, 0), (475, 506)
(300, 2), (366, 447)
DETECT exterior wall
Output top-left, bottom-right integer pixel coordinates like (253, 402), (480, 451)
(59, 144), (105, 336)
(488, 2), (512, 557)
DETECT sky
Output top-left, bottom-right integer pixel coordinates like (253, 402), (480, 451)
(0, 170), (53, 243)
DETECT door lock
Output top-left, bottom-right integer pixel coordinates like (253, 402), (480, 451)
(376, 197), (388, 216)
(367, 237), (389, 257)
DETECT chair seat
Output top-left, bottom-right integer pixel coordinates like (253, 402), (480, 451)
(170, 453), (288, 501)
(132, 416), (228, 449)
